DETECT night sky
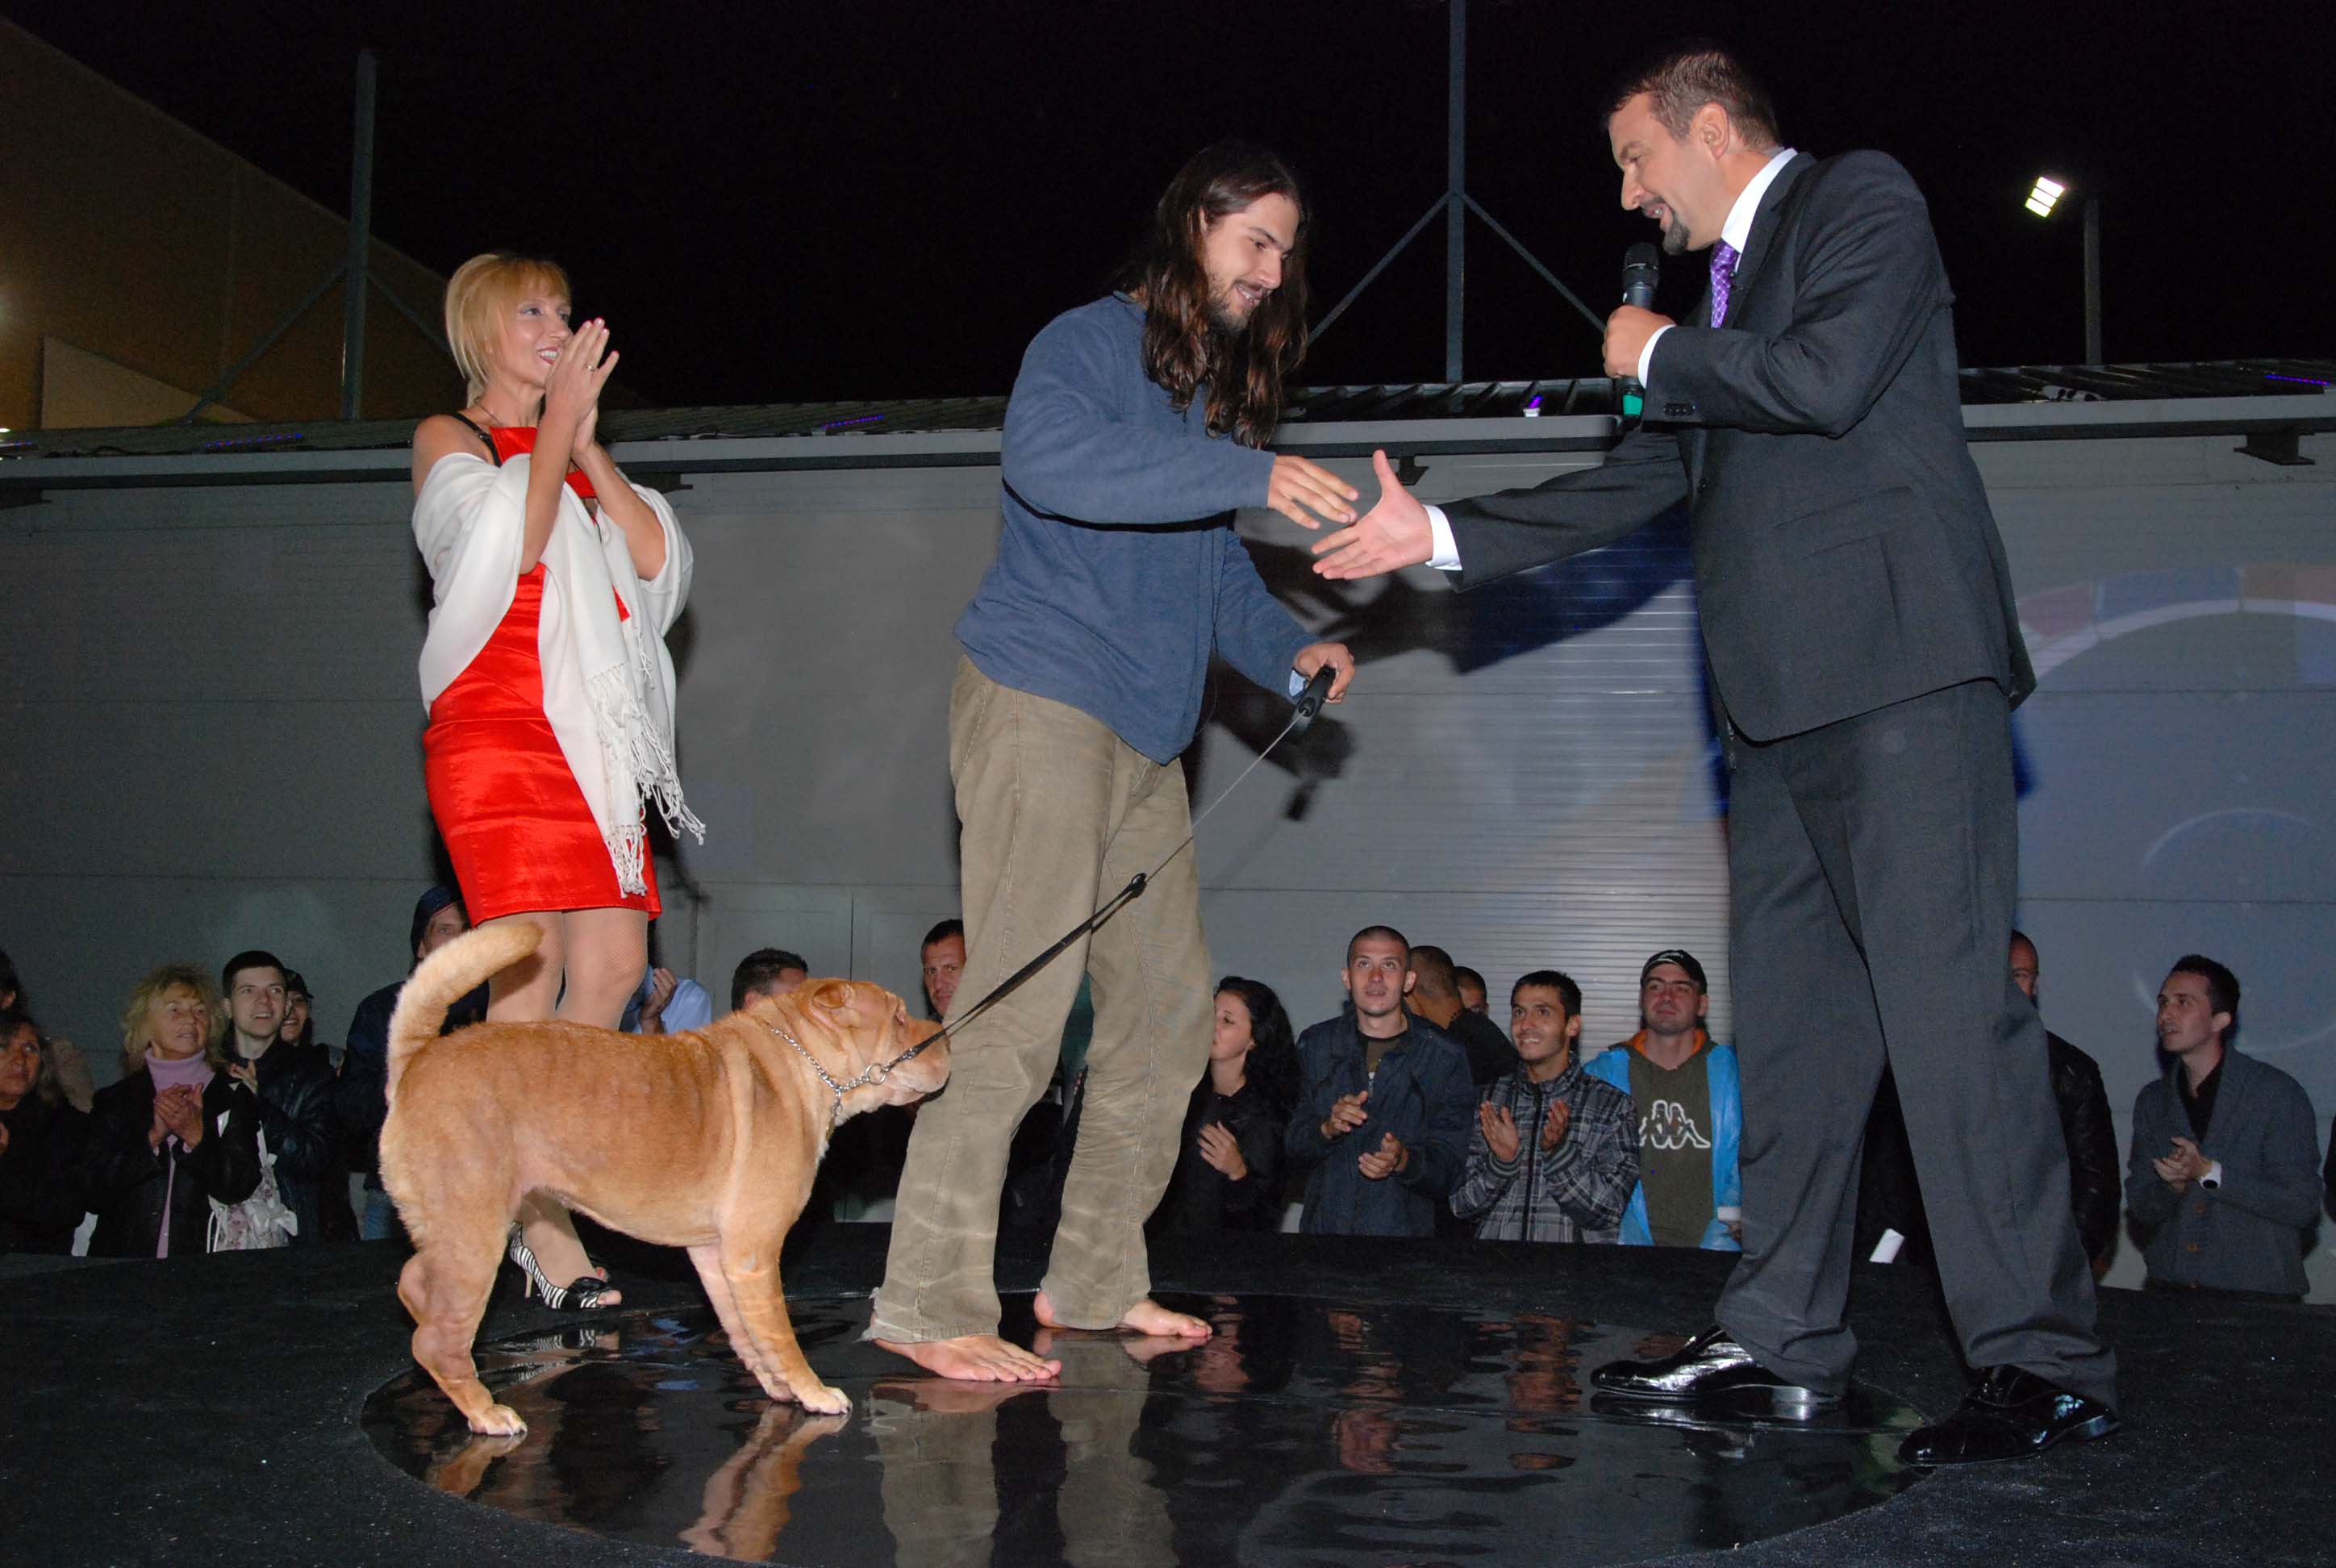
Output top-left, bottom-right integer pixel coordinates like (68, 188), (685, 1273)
(17, 0), (2332, 407)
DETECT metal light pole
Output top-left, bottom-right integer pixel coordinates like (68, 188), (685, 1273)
(2081, 196), (2102, 365)
(1309, 0), (1601, 377)
(340, 48), (378, 419)
(176, 46), (444, 426)
(2025, 175), (2102, 365)
(1442, 0), (1466, 382)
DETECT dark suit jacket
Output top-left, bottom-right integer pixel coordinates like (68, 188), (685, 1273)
(1444, 151), (2034, 741)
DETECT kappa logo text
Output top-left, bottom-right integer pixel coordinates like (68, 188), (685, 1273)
(1642, 1099), (1712, 1152)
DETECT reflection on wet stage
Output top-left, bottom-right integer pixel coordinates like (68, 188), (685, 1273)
(365, 1291), (1921, 1564)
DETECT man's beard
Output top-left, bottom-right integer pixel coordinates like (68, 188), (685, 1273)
(1206, 287), (1255, 338)
(1659, 218), (1692, 256)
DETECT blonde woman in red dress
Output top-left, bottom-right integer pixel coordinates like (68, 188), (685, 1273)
(408, 252), (703, 1306)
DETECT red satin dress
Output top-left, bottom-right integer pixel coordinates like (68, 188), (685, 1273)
(423, 423), (659, 921)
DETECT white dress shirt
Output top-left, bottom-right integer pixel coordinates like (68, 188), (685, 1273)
(1423, 146), (1800, 571)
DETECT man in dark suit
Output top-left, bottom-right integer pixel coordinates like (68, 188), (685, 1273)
(1305, 41), (2116, 1465)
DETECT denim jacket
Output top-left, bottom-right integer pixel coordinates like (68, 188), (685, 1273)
(1285, 1009), (1474, 1237)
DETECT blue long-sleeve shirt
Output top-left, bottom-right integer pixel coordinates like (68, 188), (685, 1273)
(956, 294), (1313, 763)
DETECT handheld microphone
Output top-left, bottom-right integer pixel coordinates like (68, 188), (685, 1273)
(1616, 242), (1662, 421)
(1621, 242), (1662, 310)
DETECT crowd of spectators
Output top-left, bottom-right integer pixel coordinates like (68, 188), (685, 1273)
(3, 906), (2330, 1307)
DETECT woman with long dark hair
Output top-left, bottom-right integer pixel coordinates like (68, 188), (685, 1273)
(407, 252), (702, 1307)
(1152, 977), (1296, 1235)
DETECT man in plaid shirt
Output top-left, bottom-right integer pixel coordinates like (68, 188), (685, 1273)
(1452, 970), (1639, 1242)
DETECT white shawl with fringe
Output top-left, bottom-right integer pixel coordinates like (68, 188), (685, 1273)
(414, 451), (703, 894)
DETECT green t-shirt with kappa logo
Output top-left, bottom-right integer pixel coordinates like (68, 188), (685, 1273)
(1625, 1040), (1716, 1247)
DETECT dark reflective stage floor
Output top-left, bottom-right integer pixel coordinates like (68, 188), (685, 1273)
(363, 1291), (1922, 1565)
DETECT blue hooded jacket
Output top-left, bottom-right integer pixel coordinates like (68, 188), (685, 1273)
(1583, 1039), (1743, 1249)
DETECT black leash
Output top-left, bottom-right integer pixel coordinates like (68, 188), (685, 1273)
(882, 665), (1338, 1069)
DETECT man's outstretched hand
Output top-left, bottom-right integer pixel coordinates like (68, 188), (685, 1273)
(1308, 450), (1435, 582)
(1269, 453), (1360, 531)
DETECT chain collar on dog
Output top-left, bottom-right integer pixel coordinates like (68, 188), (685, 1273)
(765, 1019), (882, 1131)
(762, 1019), (894, 1130)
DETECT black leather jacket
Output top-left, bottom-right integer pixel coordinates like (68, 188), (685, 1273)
(2046, 1031), (2121, 1263)
(245, 1042), (341, 1245)
(1859, 1032), (2123, 1269)
(1153, 1077), (1287, 1235)
(84, 1070), (261, 1257)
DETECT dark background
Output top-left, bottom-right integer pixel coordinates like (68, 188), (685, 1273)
(15, 0), (2330, 406)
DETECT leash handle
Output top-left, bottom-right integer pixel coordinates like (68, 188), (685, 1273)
(1294, 662), (1335, 727)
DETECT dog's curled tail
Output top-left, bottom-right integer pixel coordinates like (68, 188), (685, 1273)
(384, 923), (542, 1105)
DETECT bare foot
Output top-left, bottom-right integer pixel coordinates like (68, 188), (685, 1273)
(873, 1333), (1062, 1382)
(1033, 1290), (1213, 1340)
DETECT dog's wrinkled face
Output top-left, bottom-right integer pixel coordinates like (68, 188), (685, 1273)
(786, 980), (950, 1121)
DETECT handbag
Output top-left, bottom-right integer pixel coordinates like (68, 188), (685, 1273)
(206, 1107), (298, 1251)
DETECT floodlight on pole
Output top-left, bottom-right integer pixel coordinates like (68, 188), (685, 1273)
(2024, 173), (2102, 365)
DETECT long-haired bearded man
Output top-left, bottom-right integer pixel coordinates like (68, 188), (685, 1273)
(867, 142), (1357, 1382)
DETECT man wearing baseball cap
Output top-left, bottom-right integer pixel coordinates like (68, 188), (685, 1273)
(1585, 950), (1742, 1249)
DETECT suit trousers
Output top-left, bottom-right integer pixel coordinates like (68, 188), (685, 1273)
(869, 657), (1215, 1341)
(1715, 678), (2116, 1408)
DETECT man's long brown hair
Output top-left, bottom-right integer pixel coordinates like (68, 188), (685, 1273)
(1118, 141), (1309, 449)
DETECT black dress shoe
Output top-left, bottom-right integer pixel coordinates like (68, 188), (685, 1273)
(1896, 1366), (2119, 1466)
(1590, 1326), (1838, 1413)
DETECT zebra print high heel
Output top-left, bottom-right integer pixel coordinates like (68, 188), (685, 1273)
(506, 1223), (621, 1311)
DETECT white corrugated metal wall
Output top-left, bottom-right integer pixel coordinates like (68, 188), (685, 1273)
(2, 414), (2328, 1295)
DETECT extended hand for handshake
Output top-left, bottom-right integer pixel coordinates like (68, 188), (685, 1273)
(1285, 298), (1671, 582)
(1295, 449), (1436, 583)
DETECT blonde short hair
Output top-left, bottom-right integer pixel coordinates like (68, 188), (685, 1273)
(119, 964), (227, 1076)
(444, 252), (572, 402)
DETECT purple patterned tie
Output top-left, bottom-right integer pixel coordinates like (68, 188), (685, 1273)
(1709, 240), (1739, 327)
